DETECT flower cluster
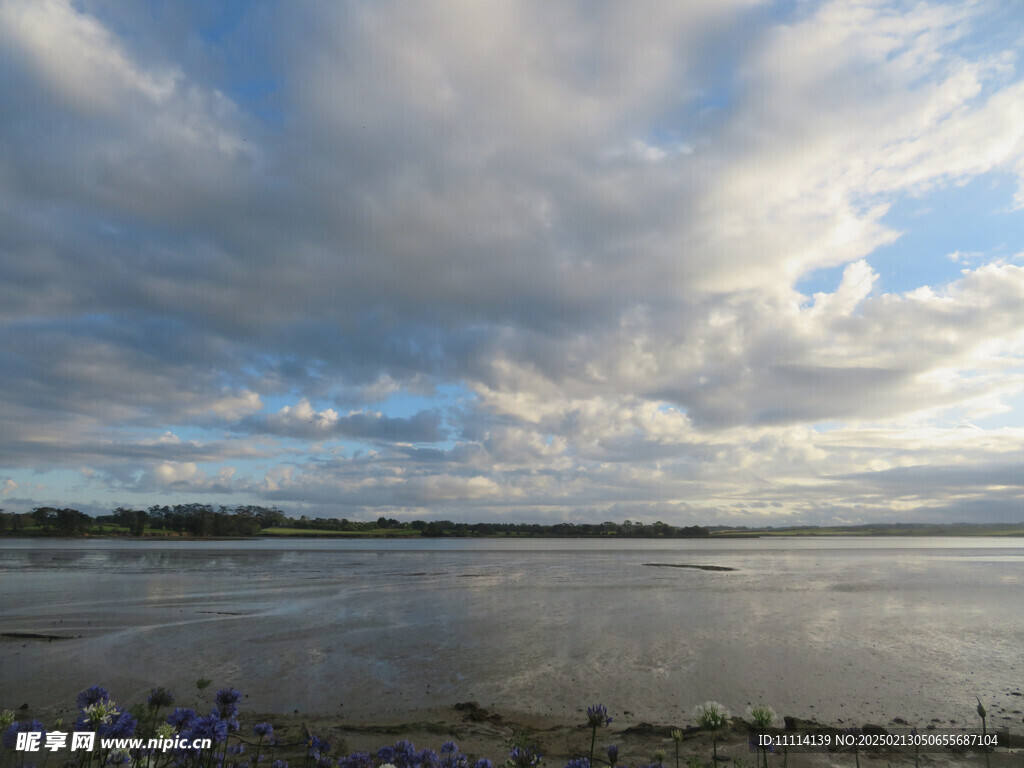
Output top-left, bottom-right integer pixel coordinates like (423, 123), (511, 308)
(1, 686), (786, 768)
(255, 722), (274, 738)
(73, 686), (137, 739)
(2, 719), (47, 750)
(694, 702), (730, 731)
(155, 685), (248, 757)
(586, 705), (612, 729)
(215, 687), (243, 730)
(746, 705), (776, 730)
(507, 745), (542, 768)
(148, 687), (175, 709)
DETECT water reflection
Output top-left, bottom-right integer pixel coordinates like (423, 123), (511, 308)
(1, 537), (1022, 729)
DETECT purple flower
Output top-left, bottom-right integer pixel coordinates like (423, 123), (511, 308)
(441, 742), (458, 755)
(307, 735), (330, 759)
(418, 748), (441, 768)
(606, 745), (618, 766)
(99, 710), (137, 739)
(3, 721), (47, 750)
(565, 759), (590, 768)
(214, 688), (242, 725)
(473, 761), (493, 768)
(254, 723), (273, 738)
(77, 686), (111, 710)
(338, 752), (373, 768)
(183, 713), (228, 746)
(508, 747), (541, 768)
(388, 740), (417, 768)
(215, 689), (242, 707)
(2, 724), (19, 751)
(167, 708), (198, 730)
(586, 706), (612, 728)
(148, 688), (175, 709)
(271, 761), (289, 768)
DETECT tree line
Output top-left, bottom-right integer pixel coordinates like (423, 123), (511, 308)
(0, 504), (710, 538)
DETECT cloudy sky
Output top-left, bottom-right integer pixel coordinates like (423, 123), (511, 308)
(2, 0), (1024, 525)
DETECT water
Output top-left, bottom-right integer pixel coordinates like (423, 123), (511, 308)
(1, 537), (1022, 730)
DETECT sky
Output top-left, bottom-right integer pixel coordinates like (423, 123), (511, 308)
(2, 0), (1024, 526)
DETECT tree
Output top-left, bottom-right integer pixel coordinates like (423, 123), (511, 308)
(55, 508), (90, 535)
(31, 507), (56, 530)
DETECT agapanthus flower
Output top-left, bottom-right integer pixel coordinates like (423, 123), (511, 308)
(307, 735), (330, 760)
(148, 688), (175, 709)
(77, 686), (111, 710)
(473, 760), (493, 768)
(418, 747), (441, 768)
(214, 688), (242, 727)
(98, 710), (137, 739)
(377, 746), (396, 764)
(337, 752), (373, 768)
(564, 758), (590, 768)
(746, 705), (776, 730)
(390, 740), (417, 768)
(606, 745), (618, 766)
(694, 702), (730, 731)
(183, 713), (228, 746)
(270, 761), (289, 768)
(508, 747), (541, 768)
(215, 689), (242, 708)
(78, 700), (120, 731)
(586, 705), (612, 728)
(167, 708), (198, 730)
(254, 723), (273, 738)
(3, 720), (47, 750)
(441, 742), (458, 755)
(1, 724), (17, 750)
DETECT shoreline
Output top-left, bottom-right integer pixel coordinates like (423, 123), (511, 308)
(219, 705), (1024, 768)
(9, 701), (1021, 768)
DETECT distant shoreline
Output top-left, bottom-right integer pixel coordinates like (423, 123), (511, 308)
(4, 528), (1024, 540)
(3, 521), (1024, 539)
(6, 505), (1024, 539)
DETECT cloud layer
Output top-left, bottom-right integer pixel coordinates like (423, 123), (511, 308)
(2, 0), (1024, 524)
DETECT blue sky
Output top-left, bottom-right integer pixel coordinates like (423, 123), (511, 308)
(2, 0), (1024, 525)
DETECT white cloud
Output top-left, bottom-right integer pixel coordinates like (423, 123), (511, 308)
(0, 0), (179, 113)
(2, 0), (1024, 523)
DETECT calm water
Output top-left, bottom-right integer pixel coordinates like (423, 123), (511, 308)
(1, 537), (1022, 730)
